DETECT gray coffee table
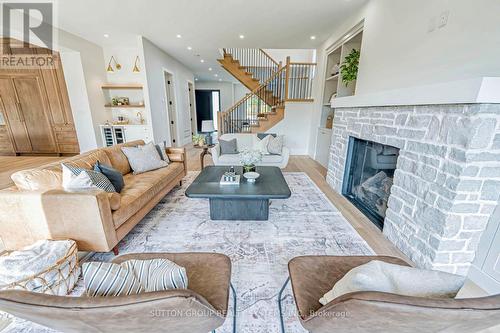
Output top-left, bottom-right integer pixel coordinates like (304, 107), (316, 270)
(185, 166), (291, 220)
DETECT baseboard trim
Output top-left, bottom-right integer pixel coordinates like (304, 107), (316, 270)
(468, 264), (500, 295)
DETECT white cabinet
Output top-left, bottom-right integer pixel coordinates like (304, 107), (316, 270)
(469, 204), (500, 294)
(100, 125), (151, 147)
(123, 126), (151, 142)
(316, 127), (333, 168)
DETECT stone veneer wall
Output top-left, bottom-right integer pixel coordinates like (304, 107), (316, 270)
(327, 104), (500, 275)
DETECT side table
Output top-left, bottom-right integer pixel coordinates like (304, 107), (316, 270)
(200, 144), (215, 169)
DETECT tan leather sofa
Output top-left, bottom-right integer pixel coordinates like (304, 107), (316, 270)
(0, 140), (187, 252)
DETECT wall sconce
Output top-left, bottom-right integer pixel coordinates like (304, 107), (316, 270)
(106, 56), (121, 73)
(132, 56), (140, 73)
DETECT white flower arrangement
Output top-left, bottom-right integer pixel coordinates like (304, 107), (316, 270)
(239, 149), (262, 166)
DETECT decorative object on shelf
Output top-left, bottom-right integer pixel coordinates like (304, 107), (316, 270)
(331, 62), (340, 76)
(329, 92), (337, 102)
(132, 56), (141, 73)
(106, 56), (122, 73)
(0, 239), (80, 296)
(136, 111), (145, 124)
(240, 149), (262, 173)
(114, 115), (129, 125)
(243, 171), (260, 183)
(192, 134), (205, 147)
(326, 114), (334, 129)
(111, 97), (130, 106)
(340, 48), (360, 87)
(201, 120), (216, 145)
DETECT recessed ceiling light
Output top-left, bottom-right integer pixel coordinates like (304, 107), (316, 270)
(208, 67), (212, 71)
(214, 74), (218, 77)
(103, 34), (109, 38)
(187, 46), (192, 50)
(195, 78), (198, 81)
(310, 35), (316, 40)
(176, 34), (182, 38)
(200, 59), (205, 63)
(218, 78), (222, 81)
(239, 34), (245, 39)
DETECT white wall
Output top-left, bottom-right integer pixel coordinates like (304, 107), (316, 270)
(102, 45), (149, 125)
(309, 0), (500, 157)
(346, 0), (500, 94)
(139, 37), (195, 146)
(264, 49), (316, 64)
(269, 102), (314, 155)
(59, 52), (98, 151)
(56, 29), (108, 150)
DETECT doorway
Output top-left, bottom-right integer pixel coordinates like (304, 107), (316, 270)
(194, 89), (220, 132)
(163, 70), (177, 146)
(187, 82), (197, 136)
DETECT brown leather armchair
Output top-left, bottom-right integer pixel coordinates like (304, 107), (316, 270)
(0, 252), (236, 333)
(278, 255), (500, 333)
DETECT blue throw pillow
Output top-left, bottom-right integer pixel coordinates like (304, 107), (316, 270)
(94, 161), (124, 193)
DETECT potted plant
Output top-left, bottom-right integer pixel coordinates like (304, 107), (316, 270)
(340, 48), (360, 87)
(239, 149), (262, 173)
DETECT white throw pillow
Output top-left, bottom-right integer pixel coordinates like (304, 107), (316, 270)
(121, 142), (169, 174)
(61, 164), (116, 192)
(267, 135), (284, 155)
(254, 135), (271, 155)
(62, 164), (93, 190)
(319, 260), (466, 305)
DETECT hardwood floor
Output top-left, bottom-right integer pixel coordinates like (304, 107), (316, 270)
(0, 145), (410, 263)
(0, 156), (63, 189)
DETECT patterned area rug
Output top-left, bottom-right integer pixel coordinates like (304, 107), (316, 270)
(4, 172), (373, 333)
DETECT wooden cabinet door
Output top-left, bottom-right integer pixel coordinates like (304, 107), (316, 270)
(13, 76), (57, 153)
(0, 78), (31, 152)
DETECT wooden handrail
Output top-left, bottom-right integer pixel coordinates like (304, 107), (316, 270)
(289, 62), (317, 66)
(259, 49), (280, 67)
(220, 66), (287, 116)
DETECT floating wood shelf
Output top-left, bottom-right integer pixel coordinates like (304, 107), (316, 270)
(101, 84), (143, 90)
(104, 104), (145, 108)
(326, 74), (339, 81)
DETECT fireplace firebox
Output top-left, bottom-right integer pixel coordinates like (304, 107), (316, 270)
(342, 137), (399, 229)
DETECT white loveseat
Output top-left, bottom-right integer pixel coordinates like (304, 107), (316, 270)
(210, 133), (290, 169)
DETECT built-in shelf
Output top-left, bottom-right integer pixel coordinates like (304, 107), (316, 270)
(104, 104), (145, 108)
(326, 74), (339, 81)
(101, 84), (143, 90)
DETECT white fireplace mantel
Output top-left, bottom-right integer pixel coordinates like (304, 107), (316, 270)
(331, 77), (500, 109)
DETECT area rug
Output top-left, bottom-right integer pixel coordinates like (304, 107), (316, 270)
(4, 172), (373, 333)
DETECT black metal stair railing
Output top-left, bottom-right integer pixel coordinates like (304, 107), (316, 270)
(223, 48), (280, 84)
(219, 66), (286, 134)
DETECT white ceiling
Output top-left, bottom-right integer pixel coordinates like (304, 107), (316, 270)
(56, 0), (368, 82)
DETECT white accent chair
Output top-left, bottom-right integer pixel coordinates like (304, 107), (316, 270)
(211, 133), (290, 169)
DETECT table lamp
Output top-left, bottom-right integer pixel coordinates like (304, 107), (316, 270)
(201, 120), (215, 145)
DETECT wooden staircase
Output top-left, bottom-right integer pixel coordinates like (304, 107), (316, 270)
(218, 48), (316, 134)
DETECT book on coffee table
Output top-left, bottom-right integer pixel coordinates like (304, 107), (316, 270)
(219, 175), (240, 186)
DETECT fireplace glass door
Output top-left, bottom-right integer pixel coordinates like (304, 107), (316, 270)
(342, 137), (400, 229)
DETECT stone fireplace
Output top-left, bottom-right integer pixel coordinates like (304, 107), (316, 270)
(327, 103), (500, 275)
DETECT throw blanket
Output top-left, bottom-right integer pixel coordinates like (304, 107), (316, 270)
(0, 240), (78, 295)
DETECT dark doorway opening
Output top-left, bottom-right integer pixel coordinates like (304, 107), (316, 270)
(195, 89), (220, 132)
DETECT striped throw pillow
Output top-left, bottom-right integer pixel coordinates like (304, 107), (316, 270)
(82, 262), (143, 297)
(62, 163), (116, 193)
(123, 258), (188, 292)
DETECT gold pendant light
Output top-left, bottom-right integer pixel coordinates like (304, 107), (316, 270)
(132, 56), (140, 73)
(106, 56), (121, 73)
